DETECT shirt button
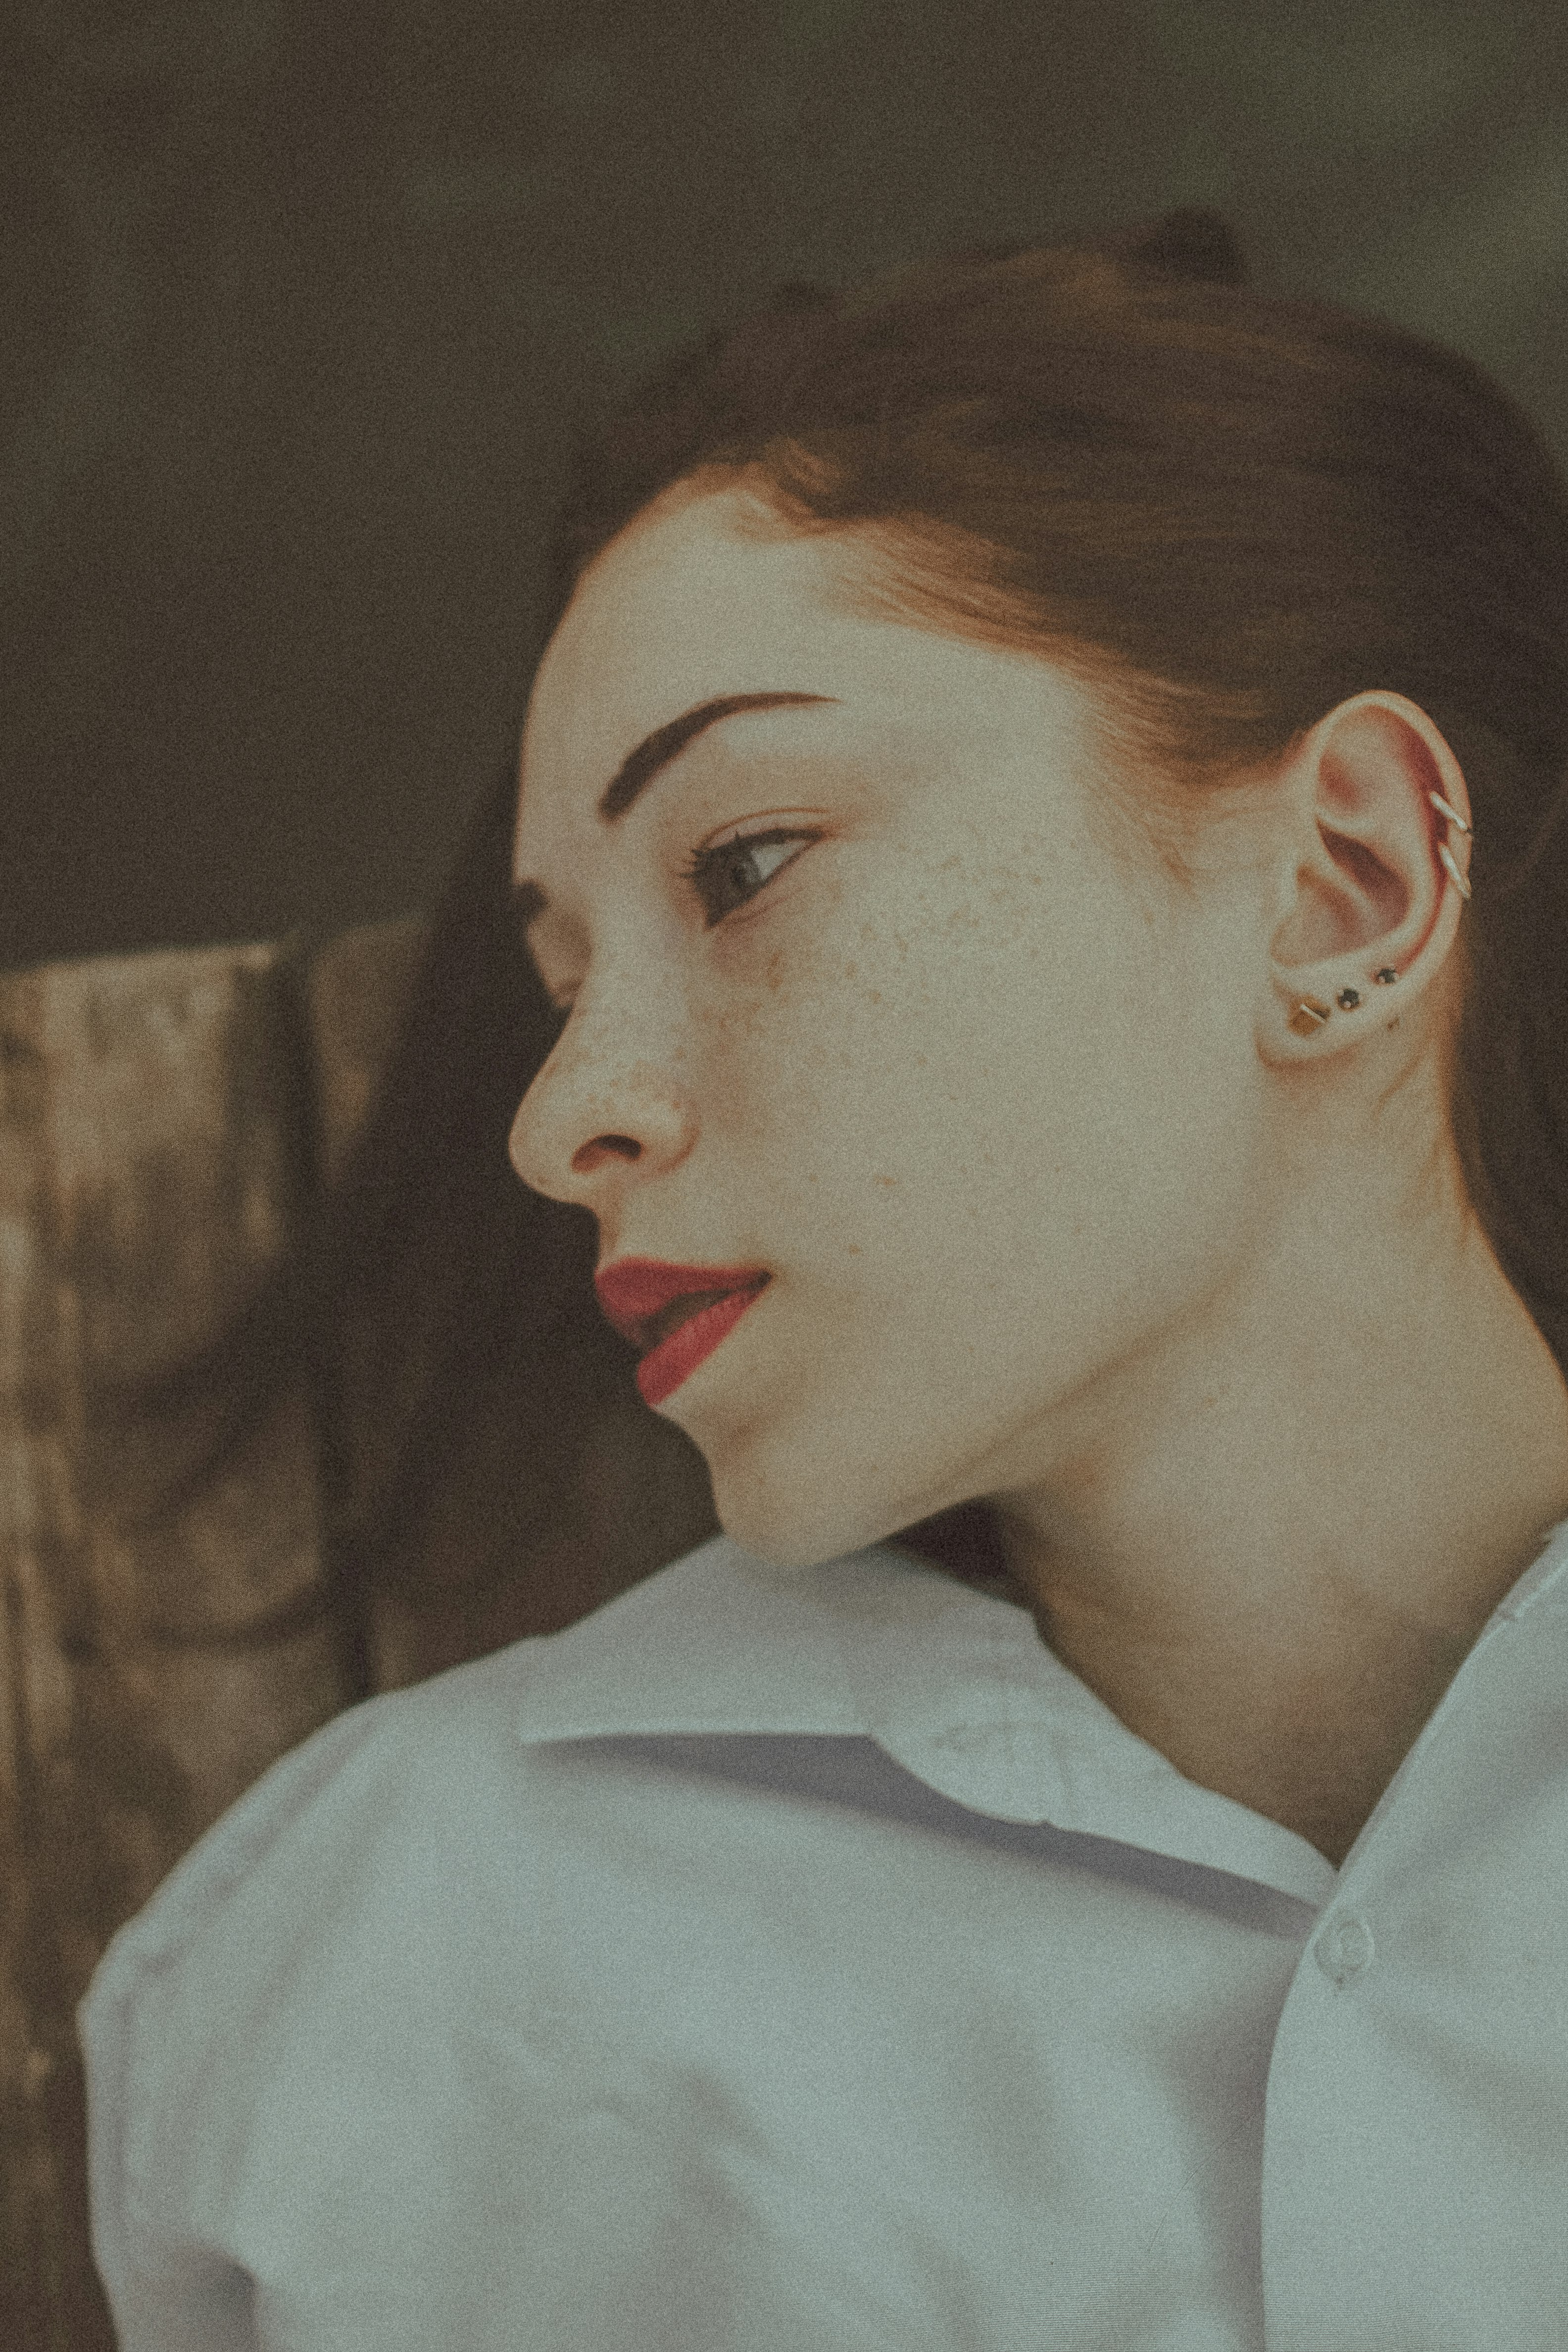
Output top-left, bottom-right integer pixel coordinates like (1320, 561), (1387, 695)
(1314, 1913), (1375, 1988)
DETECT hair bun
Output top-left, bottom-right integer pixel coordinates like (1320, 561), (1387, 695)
(1101, 207), (1249, 288)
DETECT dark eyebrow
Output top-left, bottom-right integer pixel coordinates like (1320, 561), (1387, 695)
(510, 690), (837, 937)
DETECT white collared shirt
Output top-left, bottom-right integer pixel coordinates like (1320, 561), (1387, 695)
(79, 1514), (1568, 2350)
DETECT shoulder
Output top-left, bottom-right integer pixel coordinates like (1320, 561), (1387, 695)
(73, 1629), (561, 2315)
(82, 1626), (566, 2039)
(75, 1524), (915, 2128)
(73, 1528), (915, 2328)
(77, 1532), (759, 2043)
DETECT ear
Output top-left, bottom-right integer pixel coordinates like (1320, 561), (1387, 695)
(1260, 691), (1473, 1064)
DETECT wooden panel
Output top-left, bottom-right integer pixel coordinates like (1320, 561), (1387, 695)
(303, 910), (433, 1194)
(0, 937), (353, 2349)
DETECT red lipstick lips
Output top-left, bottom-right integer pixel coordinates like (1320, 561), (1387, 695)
(594, 1258), (771, 1407)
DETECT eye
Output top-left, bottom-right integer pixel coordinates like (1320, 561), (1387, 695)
(534, 823), (825, 1022)
(679, 824), (823, 930)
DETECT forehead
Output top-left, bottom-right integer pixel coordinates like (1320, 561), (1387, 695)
(513, 483), (1102, 863)
(520, 486), (874, 806)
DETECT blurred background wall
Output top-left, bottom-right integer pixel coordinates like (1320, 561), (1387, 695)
(5, 0), (1568, 978)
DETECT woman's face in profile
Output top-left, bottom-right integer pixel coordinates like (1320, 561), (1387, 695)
(509, 480), (1277, 1569)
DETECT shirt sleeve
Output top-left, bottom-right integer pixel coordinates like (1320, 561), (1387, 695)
(75, 1697), (393, 2349)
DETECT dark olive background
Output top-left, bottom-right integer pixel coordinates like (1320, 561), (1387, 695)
(6, 0), (1568, 975)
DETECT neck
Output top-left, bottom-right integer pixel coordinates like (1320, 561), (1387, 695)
(983, 1209), (1568, 1864)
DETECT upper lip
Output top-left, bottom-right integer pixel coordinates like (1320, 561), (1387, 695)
(594, 1257), (771, 1351)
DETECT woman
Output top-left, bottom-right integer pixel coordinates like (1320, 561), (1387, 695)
(80, 208), (1568, 2348)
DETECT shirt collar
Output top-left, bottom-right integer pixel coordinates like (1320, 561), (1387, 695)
(512, 1517), (1568, 1911)
(514, 1534), (1311, 1901)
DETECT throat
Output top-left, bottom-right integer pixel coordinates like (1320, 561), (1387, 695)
(1070, 1643), (1472, 1868)
(1011, 1581), (1488, 1870)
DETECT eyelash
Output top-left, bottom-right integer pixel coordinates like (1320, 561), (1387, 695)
(676, 824), (824, 930)
(536, 824), (821, 1020)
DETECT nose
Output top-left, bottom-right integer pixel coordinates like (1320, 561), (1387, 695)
(507, 1024), (697, 1210)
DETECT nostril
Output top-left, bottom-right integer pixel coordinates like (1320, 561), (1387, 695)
(570, 1134), (642, 1174)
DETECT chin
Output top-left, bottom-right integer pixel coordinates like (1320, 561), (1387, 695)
(711, 1499), (866, 1573)
(705, 1433), (968, 1574)
(705, 1456), (896, 1574)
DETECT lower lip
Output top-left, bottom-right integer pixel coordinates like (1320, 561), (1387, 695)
(636, 1283), (769, 1408)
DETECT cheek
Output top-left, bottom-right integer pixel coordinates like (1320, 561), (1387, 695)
(737, 887), (1251, 1321)
(692, 913), (1261, 1556)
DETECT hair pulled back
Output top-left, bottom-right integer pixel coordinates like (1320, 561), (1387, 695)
(540, 203), (1568, 1371)
(135, 209), (1568, 1633)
